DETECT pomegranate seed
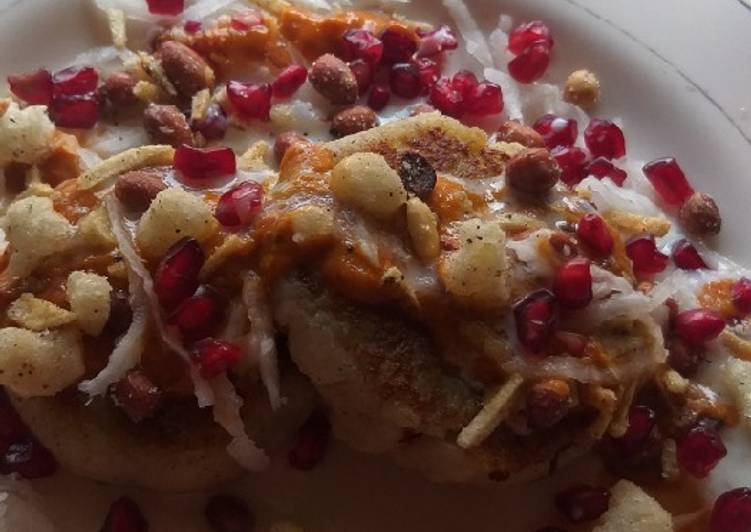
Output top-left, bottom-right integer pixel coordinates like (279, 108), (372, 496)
(552, 331), (587, 357)
(667, 337), (703, 377)
(380, 27), (417, 64)
(626, 235), (669, 276)
(584, 157), (627, 186)
(368, 83), (391, 111)
(642, 157), (695, 206)
(533, 114), (578, 149)
(414, 57), (440, 94)
(389, 62), (422, 99)
(8, 69), (52, 105)
(206, 494), (254, 532)
(175, 145), (236, 181)
(555, 485), (610, 523)
(508, 20), (554, 54)
(113, 370), (161, 423)
(193, 339), (243, 379)
(451, 70), (479, 99)
(271, 65), (307, 99)
(339, 29), (383, 64)
(465, 81), (503, 116)
(514, 289), (559, 353)
(184, 20), (202, 34)
(215, 181), (264, 228)
(1, 437), (57, 479)
(146, 0), (184, 15)
(583, 119), (626, 160)
(349, 59), (373, 95)
(288, 410), (331, 471)
(615, 405), (656, 455)
(169, 287), (225, 342)
(429, 77), (462, 117)
(733, 278), (751, 315)
(192, 104), (229, 141)
(52, 66), (98, 96)
(50, 93), (99, 129)
(154, 238), (205, 310)
(229, 10), (263, 31)
(417, 25), (459, 57)
(677, 423), (727, 478)
(672, 239), (707, 270)
(553, 258), (592, 309)
(552, 146), (588, 186)
(101, 497), (148, 532)
(226, 81), (271, 121)
(508, 42), (551, 84)
(675, 309), (725, 345)
(710, 487), (751, 532)
(577, 213), (613, 256)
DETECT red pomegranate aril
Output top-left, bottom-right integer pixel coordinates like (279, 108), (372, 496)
(193, 339), (243, 379)
(429, 77), (462, 117)
(414, 57), (440, 94)
(616, 405), (656, 455)
(226, 81), (272, 121)
(272, 64), (307, 99)
(215, 181), (264, 228)
(8, 69), (53, 105)
(677, 423), (727, 478)
(555, 485), (611, 523)
(552, 331), (587, 357)
(710, 487), (751, 532)
(508, 42), (551, 84)
(672, 239), (708, 270)
(168, 289), (224, 342)
(465, 81), (503, 116)
(50, 93), (99, 129)
(192, 104), (229, 141)
(101, 497), (148, 532)
(514, 289), (559, 353)
(52, 66), (98, 96)
(184, 20), (202, 34)
(154, 238), (205, 310)
(451, 70), (479, 99)
(675, 308), (726, 345)
(643, 157), (695, 206)
(146, 0), (184, 16)
(626, 235), (669, 276)
(1, 437), (57, 479)
(553, 258), (592, 309)
(584, 157), (627, 186)
(380, 27), (418, 64)
(577, 213), (614, 256)
(584, 119), (626, 160)
(175, 145), (236, 181)
(349, 59), (373, 95)
(533, 114), (578, 149)
(206, 494), (254, 532)
(417, 25), (459, 57)
(339, 29), (383, 64)
(552, 145), (588, 186)
(508, 20), (554, 54)
(389, 62), (422, 99)
(288, 410), (331, 471)
(368, 83), (391, 111)
(732, 278), (751, 316)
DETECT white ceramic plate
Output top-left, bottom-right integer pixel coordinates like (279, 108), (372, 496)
(2, 0), (751, 530)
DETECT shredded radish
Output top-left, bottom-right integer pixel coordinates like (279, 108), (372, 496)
(576, 176), (662, 217)
(212, 373), (270, 471)
(243, 272), (282, 410)
(442, 0), (494, 69)
(87, 125), (151, 158)
(0, 477), (55, 532)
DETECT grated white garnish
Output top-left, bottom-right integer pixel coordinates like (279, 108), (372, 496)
(0, 477), (55, 532)
(442, 0), (494, 68)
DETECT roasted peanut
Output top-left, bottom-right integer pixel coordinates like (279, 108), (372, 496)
(309, 54), (358, 105)
(497, 120), (545, 148)
(679, 192), (721, 236)
(143, 104), (194, 148)
(505, 147), (561, 195)
(115, 169), (167, 212)
(113, 370), (162, 423)
(331, 105), (378, 137)
(99, 71), (138, 107)
(160, 40), (216, 98)
(563, 69), (601, 109)
(274, 131), (309, 164)
(527, 379), (572, 429)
